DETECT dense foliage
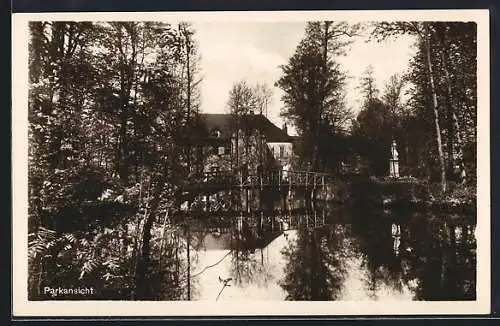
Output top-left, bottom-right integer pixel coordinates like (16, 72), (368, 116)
(28, 21), (201, 300)
(276, 21), (357, 171)
(26, 20), (477, 301)
(357, 22), (477, 191)
(276, 21), (476, 194)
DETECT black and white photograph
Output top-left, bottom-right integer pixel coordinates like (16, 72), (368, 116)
(12, 10), (490, 316)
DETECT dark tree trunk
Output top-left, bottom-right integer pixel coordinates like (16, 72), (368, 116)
(28, 22), (44, 84)
(438, 27), (467, 184)
(423, 22), (447, 193)
(119, 110), (129, 185)
(134, 181), (163, 299)
(310, 231), (319, 300)
(185, 33), (192, 174)
(186, 225), (191, 300)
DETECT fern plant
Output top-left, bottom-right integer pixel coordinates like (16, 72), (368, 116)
(28, 225), (135, 299)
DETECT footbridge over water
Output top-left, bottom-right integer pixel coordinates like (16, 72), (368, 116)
(179, 170), (336, 194)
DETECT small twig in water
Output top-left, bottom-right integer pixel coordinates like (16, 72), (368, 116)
(190, 250), (233, 278)
(177, 250), (233, 286)
(216, 277), (232, 301)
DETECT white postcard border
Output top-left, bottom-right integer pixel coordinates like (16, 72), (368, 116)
(11, 9), (491, 317)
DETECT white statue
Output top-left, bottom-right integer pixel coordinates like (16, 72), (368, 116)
(390, 140), (400, 178)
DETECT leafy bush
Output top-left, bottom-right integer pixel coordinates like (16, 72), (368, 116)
(28, 225), (135, 299)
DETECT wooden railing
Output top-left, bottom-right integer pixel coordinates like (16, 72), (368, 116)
(191, 169), (333, 189)
(172, 209), (328, 232)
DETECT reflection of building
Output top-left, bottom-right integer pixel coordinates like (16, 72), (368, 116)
(191, 113), (293, 175)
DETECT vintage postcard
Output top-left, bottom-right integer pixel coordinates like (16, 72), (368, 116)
(12, 9), (490, 316)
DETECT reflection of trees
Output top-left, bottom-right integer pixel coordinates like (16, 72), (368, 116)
(352, 208), (476, 301)
(146, 218), (217, 300)
(230, 248), (260, 286)
(151, 226), (186, 300)
(452, 223), (477, 298)
(351, 209), (407, 298)
(153, 204), (476, 301)
(279, 225), (346, 300)
(229, 230), (274, 287)
(143, 222), (185, 300)
(401, 214), (476, 300)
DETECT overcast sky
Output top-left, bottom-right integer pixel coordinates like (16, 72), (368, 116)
(192, 22), (417, 134)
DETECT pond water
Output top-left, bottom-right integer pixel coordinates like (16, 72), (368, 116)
(182, 203), (477, 301)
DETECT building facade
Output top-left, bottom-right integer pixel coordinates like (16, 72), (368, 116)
(191, 113), (294, 177)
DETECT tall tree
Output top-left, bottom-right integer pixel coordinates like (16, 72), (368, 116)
(276, 21), (357, 170)
(28, 21), (202, 300)
(432, 22), (476, 184)
(352, 66), (407, 176)
(358, 65), (380, 103)
(382, 73), (411, 170)
(253, 82), (273, 116)
(226, 80), (259, 170)
(352, 99), (394, 176)
(372, 22), (447, 192)
(175, 23), (202, 175)
(382, 74), (405, 116)
(371, 22), (477, 186)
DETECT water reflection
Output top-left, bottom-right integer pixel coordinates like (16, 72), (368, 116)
(165, 202), (476, 301)
(392, 223), (401, 256)
(351, 207), (476, 301)
(188, 225), (287, 300)
(279, 225), (346, 300)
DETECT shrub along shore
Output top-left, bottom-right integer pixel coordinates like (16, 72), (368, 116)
(326, 176), (476, 215)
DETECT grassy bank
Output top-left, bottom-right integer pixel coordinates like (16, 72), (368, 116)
(349, 176), (476, 214)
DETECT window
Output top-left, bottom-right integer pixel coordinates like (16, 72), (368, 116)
(211, 129), (221, 138)
(279, 145), (285, 157)
(218, 146), (225, 155)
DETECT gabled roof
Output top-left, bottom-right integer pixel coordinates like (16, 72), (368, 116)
(197, 113), (234, 140)
(196, 113), (291, 143)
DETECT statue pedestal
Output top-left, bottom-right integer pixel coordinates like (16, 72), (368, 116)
(390, 159), (399, 178)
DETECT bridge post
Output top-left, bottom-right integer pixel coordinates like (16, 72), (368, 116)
(204, 193), (209, 212)
(257, 189), (264, 212)
(238, 172), (243, 212)
(282, 188), (287, 212)
(246, 188), (250, 213)
(237, 212), (243, 233)
(259, 211), (264, 236)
